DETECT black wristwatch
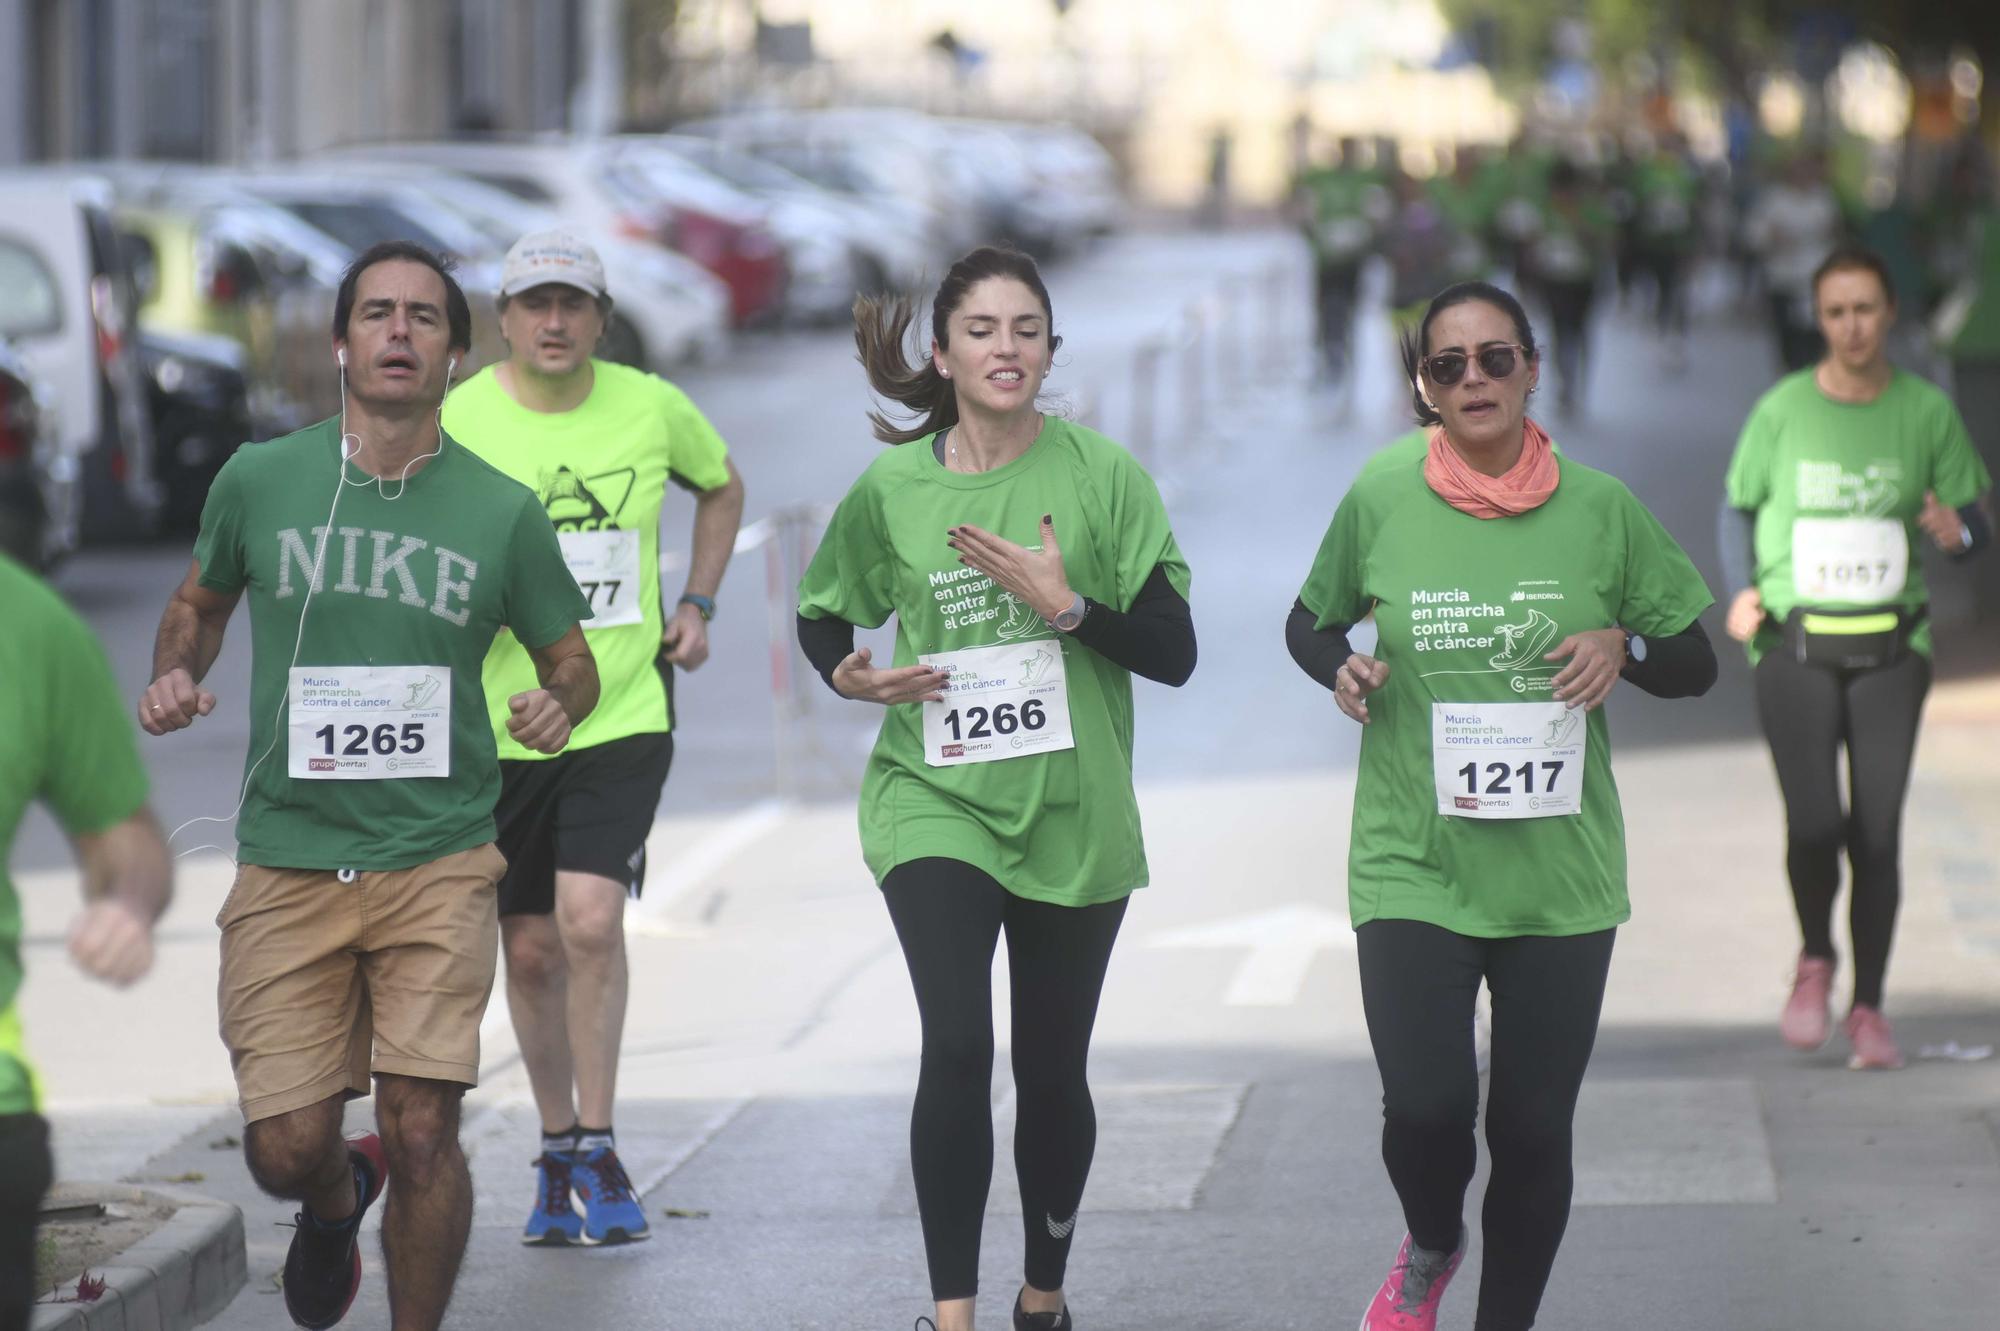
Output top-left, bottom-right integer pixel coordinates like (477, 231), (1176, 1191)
(1623, 629), (1647, 668)
(678, 593), (716, 622)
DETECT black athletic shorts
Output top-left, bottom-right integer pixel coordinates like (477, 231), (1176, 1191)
(491, 731), (675, 916)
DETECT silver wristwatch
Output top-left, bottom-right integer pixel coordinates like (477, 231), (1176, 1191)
(1050, 592), (1088, 633)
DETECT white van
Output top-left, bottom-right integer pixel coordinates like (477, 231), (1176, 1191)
(0, 170), (161, 545)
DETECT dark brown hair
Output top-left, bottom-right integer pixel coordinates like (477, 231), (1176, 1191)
(1397, 281), (1539, 427)
(853, 245), (1062, 445)
(332, 240), (472, 352)
(1812, 245), (1896, 310)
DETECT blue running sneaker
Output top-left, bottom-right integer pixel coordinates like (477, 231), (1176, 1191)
(572, 1146), (649, 1244)
(522, 1152), (584, 1247)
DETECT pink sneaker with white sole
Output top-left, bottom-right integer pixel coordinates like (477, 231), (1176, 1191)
(1780, 954), (1834, 1051)
(1844, 1004), (1904, 1070)
(1359, 1228), (1466, 1331)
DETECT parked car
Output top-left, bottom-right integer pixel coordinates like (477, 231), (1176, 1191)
(674, 110), (966, 257)
(112, 187), (351, 435)
(0, 338), (64, 567)
(643, 133), (931, 296)
(0, 169), (160, 540)
(294, 158), (731, 368)
(315, 140), (788, 327)
(138, 326), (254, 531)
(610, 140), (854, 323)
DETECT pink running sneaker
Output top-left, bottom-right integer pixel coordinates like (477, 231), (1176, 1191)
(1780, 954), (1834, 1051)
(1844, 1005), (1904, 1070)
(1359, 1228), (1466, 1331)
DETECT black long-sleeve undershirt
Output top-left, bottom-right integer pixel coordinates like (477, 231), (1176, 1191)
(797, 563), (1196, 693)
(1285, 598), (1718, 699)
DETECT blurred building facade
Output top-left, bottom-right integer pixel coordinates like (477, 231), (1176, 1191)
(0, 0), (620, 165)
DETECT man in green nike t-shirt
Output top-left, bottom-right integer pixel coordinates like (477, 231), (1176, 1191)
(1, 553), (172, 1331)
(137, 242), (596, 1331)
(443, 230), (744, 1247)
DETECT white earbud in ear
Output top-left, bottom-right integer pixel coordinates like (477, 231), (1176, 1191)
(336, 348), (346, 368)
(448, 356), (459, 374)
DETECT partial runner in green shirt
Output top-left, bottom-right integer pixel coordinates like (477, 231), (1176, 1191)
(2, 552), (170, 1330)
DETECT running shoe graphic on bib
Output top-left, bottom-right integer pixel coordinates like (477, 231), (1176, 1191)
(921, 639), (1074, 767)
(288, 665), (451, 779)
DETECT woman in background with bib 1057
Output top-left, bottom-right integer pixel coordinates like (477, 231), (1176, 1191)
(795, 246), (1195, 1331)
(1720, 246), (1993, 1072)
(1287, 281), (1716, 1331)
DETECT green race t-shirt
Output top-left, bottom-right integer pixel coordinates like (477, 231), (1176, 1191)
(1299, 454), (1712, 937)
(798, 417), (1190, 907)
(1724, 369), (1993, 663)
(194, 418), (590, 871)
(443, 361), (733, 758)
(0, 555), (150, 1112)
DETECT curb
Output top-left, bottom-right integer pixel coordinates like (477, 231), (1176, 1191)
(31, 1186), (245, 1331)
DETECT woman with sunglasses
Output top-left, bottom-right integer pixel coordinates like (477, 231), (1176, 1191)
(1286, 281), (1716, 1331)
(1720, 247), (1992, 1071)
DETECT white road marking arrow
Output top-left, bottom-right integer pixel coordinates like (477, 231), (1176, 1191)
(1147, 904), (1354, 1006)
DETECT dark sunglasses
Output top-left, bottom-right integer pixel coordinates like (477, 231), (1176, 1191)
(1422, 343), (1529, 387)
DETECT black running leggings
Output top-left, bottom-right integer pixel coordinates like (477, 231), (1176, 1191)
(1357, 920), (1616, 1331)
(881, 858), (1128, 1301)
(1753, 648), (1931, 1010)
(1, 1113), (53, 1331)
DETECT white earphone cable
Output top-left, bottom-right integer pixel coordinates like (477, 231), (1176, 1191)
(167, 353), (457, 862)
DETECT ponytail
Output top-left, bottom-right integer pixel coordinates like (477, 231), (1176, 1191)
(852, 293), (958, 446)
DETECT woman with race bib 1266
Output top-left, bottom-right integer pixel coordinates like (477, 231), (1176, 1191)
(1721, 246), (1992, 1071)
(796, 246), (1195, 1331)
(1288, 281), (1716, 1331)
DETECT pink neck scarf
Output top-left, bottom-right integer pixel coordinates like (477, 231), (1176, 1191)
(1423, 418), (1559, 519)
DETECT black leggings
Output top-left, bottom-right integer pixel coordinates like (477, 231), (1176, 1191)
(1753, 648), (1931, 1009)
(1, 1113), (53, 1331)
(1357, 919), (1616, 1331)
(881, 858), (1128, 1301)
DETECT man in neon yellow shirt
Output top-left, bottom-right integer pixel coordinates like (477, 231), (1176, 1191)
(2, 553), (172, 1327)
(442, 231), (744, 1246)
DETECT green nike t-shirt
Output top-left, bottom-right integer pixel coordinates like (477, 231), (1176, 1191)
(798, 417), (1190, 907)
(1299, 454), (1712, 937)
(194, 418), (591, 871)
(0, 555), (150, 1113)
(443, 361), (733, 759)
(1724, 368), (1992, 663)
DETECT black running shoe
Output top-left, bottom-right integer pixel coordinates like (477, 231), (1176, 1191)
(282, 1133), (388, 1329)
(1013, 1290), (1073, 1330)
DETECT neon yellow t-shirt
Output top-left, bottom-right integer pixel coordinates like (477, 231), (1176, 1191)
(443, 361), (733, 758)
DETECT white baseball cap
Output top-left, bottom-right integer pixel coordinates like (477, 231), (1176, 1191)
(499, 230), (607, 300)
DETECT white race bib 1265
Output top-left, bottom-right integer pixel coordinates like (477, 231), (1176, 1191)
(920, 639), (1075, 767)
(1432, 701), (1586, 819)
(288, 666), (451, 780)
(558, 529), (644, 627)
(1791, 516), (1907, 604)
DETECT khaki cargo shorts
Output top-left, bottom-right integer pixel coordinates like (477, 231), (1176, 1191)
(216, 843), (505, 1123)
